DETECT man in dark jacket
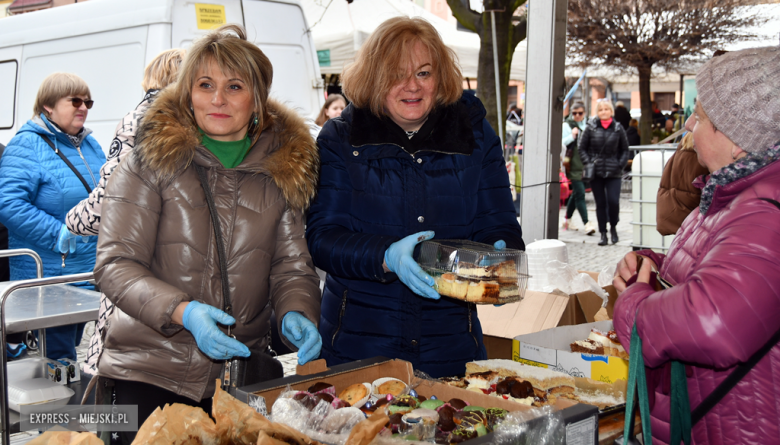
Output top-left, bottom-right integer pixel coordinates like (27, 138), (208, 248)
(614, 101), (631, 130)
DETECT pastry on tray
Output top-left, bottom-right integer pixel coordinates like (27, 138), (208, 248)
(376, 379), (406, 397)
(466, 359), (575, 395)
(338, 383), (368, 405)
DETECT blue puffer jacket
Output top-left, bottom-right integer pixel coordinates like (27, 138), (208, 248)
(0, 116), (104, 285)
(306, 93), (524, 378)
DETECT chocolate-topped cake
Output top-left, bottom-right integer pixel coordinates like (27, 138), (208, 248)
(308, 382), (334, 393)
(292, 393), (317, 411)
(448, 428), (478, 443)
(437, 405), (457, 432)
(509, 380), (534, 399)
(485, 408), (507, 428)
(447, 398), (468, 410)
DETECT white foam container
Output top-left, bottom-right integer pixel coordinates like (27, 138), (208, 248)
(8, 378), (74, 412)
(7, 358), (75, 412)
(525, 239), (568, 291)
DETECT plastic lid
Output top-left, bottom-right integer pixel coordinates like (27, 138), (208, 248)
(526, 239), (566, 251)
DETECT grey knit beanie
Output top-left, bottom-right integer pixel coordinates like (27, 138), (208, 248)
(696, 45), (780, 153)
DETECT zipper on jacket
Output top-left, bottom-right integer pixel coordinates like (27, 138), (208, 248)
(331, 289), (348, 347)
(351, 142), (467, 158)
(75, 145), (98, 187)
(467, 303), (478, 348)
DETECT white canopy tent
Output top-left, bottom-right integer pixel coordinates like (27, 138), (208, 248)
(302, 0), (527, 81)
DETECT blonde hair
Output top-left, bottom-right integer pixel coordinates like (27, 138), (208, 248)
(315, 94), (346, 126)
(176, 24), (273, 142)
(341, 17), (462, 117)
(33, 72), (91, 119)
(142, 48), (186, 91)
(596, 99), (614, 115)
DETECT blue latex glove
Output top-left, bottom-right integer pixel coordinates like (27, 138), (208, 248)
(281, 312), (322, 365)
(181, 301), (250, 360)
(385, 231), (439, 300)
(56, 225), (79, 254)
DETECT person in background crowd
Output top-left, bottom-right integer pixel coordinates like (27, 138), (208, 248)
(561, 102), (595, 234)
(656, 132), (709, 235)
(651, 100), (666, 126)
(578, 99), (629, 246)
(626, 118), (641, 146)
(94, 25), (322, 437)
(614, 100), (631, 130)
(306, 17), (524, 378)
(663, 117), (675, 139)
(0, 72), (105, 360)
(507, 103), (522, 125)
(315, 93), (347, 127)
(613, 45), (780, 445)
(670, 103), (682, 127)
(0, 143), (7, 284)
(64, 48), (186, 375)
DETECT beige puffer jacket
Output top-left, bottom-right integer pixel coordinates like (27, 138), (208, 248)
(94, 87), (321, 401)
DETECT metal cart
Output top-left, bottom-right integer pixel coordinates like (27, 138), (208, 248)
(0, 249), (100, 443)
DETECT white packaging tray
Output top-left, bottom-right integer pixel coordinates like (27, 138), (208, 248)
(8, 378), (74, 412)
(7, 358), (75, 412)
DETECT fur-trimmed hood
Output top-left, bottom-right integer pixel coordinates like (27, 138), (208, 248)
(135, 86), (319, 211)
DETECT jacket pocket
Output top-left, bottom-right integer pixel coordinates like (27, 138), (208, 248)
(331, 289), (348, 347)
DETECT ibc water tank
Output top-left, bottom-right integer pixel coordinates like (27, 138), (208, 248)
(631, 148), (677, 252)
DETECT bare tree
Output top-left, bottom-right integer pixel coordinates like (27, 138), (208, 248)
(447, 0), (528, 134)
(567, 0), (765, 144)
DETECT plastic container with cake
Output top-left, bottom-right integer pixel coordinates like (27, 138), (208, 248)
(414, 240), (529, 304)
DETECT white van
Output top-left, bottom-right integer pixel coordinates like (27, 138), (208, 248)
(0, 0), (325, 151)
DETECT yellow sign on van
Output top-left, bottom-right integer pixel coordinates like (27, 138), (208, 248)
(195, 4), (226, 30)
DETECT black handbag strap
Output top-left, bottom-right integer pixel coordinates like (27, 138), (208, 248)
(40, 134), (92, 194)
(194, 164), (233, 316)
(690, 196), (780, 424)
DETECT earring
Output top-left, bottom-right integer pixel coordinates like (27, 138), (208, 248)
(253, 114), (259, 126)
(190, 104), (194, 114)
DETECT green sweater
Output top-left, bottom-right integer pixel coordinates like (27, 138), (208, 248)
(200, 131), (252, 168)
(564, 117), (585, 181)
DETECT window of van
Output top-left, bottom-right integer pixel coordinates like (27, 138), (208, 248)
(0, 60), (17, 129)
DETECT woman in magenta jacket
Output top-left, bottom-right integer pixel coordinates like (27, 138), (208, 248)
(613, 46), (780, 444)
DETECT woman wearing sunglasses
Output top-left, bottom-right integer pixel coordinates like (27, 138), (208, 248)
(0, 72), (105, 361)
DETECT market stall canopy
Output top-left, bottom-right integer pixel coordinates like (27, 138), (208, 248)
(302, 0), (527, 81)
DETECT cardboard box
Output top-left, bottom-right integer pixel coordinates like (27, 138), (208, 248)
(478, 271), (618, 360)
(236, 357), (599, 445)
(513, 321), (628, 386)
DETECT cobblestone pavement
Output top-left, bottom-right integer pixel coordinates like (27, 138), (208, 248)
(555, 191), (634, 275)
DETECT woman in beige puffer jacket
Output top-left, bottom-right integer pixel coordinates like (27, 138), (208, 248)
(93, 25), (321, 435)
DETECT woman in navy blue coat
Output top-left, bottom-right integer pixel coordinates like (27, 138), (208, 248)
(0, 72), (104, 360)
(306, 17), (524, 378)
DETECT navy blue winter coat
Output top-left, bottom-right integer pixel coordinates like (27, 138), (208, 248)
(306, 93), (524, 378)
(0, 116), (104, 284)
